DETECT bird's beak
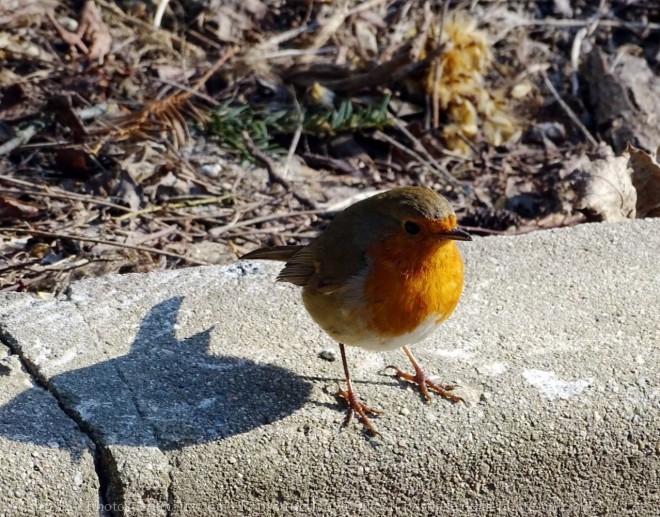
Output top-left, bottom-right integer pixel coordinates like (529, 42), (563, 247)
(441, 227), (472, 241)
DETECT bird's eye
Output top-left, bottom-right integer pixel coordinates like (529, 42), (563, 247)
(404, 221), (421, 235)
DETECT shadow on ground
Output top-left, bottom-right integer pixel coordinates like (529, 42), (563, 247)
(0, 297), (312, 456)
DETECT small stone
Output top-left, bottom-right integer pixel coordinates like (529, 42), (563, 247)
(425, 411), (438, 424)
(74, 472), (83, 486)
(228, 456), (237, 464)
(319, 349), (337, 362)
(199, 163), (222, 178)
(58, 16), (78, 32)
(399, 407), (410, 416)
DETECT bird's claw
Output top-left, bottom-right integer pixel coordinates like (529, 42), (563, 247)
(336, 383), (383, 436)
(385, 365), (464, 404)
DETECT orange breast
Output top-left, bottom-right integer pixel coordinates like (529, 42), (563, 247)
(363, 234), (465, 337)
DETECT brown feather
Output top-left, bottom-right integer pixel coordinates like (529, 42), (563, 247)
(240, 245), (303, 262)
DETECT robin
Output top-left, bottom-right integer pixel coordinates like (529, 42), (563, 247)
(241, 186), (471, 435)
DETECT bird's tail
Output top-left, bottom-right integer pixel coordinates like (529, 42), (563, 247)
(240, 245), (304, 262)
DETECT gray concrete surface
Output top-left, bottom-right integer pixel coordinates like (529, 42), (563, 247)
(0, 342), (99, 516)
(0, 219), (658, 516)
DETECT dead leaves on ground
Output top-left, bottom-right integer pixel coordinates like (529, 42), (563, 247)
(416, 10), (522, 155)
(47, 0), (112, 62)
(0, 196), (41, 220)
(1, 0), (659, 295)
(628, 145), (660, 218)
(582, 47), (660, 154)
(570, 144), (660, 222)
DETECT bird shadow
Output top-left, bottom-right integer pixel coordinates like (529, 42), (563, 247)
(0, 296), (312, 458)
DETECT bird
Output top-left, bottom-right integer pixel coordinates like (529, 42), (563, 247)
(241, 186), (471, 435)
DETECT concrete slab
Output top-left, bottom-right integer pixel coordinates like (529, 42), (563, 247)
(0, 338), (99, 516)
(0, 219), (658, 516)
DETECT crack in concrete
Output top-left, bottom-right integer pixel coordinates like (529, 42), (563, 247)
(64, 289), (175, 516)
(0, 326), (112, 516)
(166, 461), (176, 517)
(0, 288), (177, 517)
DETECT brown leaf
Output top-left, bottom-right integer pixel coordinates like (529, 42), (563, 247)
(0, 195), (41, 220)
(47, 95), (87, 143)
(569, 145), (637, 222)
(582, 48), (660, 153)
(54, 147), (91, 177)
(627, 143), (660, 218)
(47, 0), (112, 62)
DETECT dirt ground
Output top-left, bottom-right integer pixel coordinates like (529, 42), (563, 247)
(1, 0), (659, 294)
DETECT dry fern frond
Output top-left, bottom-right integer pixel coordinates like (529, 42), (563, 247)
(98, 92), (206, 149)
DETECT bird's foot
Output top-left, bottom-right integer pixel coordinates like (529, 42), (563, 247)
(336, 383), (383, 436)
(386, 366), (464, 403)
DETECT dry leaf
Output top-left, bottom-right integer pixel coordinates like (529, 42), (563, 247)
(0, 195), (41, 219)
(582, 48), (660, 153)
(47, 0), (112, 62)
(627, 143), (660, 218)
(353, 19), (379, 60)
(569, 145), (637, 222)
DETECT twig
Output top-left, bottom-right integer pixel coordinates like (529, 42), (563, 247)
(347, 0), (388, 16)
(373, 126), (464, 188)
(569, 27), (588, 97)
(0, 176), (131, 212)
(301, 153), (361, 175)
(431, 0), (450, 129)
(95, 0), (206, 56)
(540, 70), (598, 147)
(16, 229), (208, 266)
(282, 89), (303, 179)
(209, 209), (326, 237)
(260, 48), (335, 60)
(116, 194), (233, 221)
(519, 18), (660, 31)
(0, 124), (42, 156)
(77, 102), (112, 120)
(241, 131), (317, 210)
(260, 21), (320, 48)
(191, 47), (237, 93)
(127, 226), (177, 246)
(459, 225), (537, 236)
(153, 0), (170, 28)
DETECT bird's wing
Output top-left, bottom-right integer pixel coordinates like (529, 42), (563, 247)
(276, 247), (319, 287)
(241, 245), (316, 287)
(280, 237), (367, 294)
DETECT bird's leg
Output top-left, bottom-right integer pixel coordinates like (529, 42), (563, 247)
(336, 343), (383, 436)
(387, 345), (464, 403)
